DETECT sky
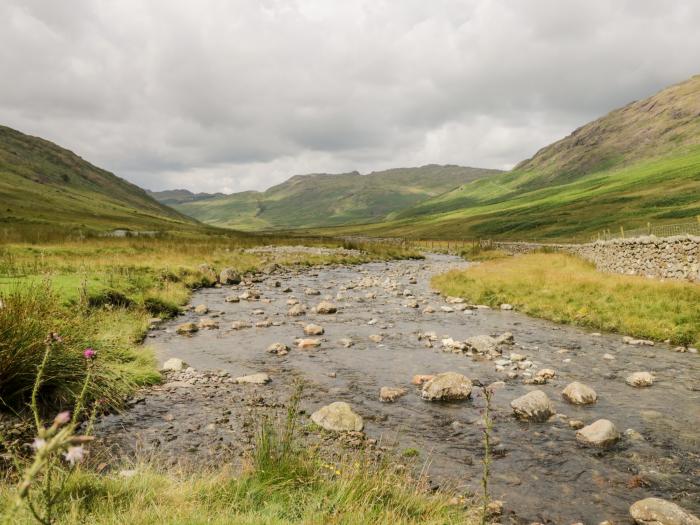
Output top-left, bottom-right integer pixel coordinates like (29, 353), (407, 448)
(2, 1), (700, 194)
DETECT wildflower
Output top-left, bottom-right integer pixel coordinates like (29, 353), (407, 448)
(31, 438), (47, 451)
(63, 446), (85, 466)
(54, 411), (71, 426)
(83, 348), (96, 359)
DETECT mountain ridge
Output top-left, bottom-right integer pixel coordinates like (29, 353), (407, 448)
(0, 125), (200, 232)
(155, 165), (503, 230)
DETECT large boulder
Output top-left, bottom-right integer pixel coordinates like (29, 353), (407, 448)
(421, 372), (473, 401)
(510, 390), (554, 422)
(219, 268), (241, 284)
(626, 372), (654, 388)
(629, 497), (700, 525)
(562, 381), (598, 405)
(311, 402), (364, 432)
(576, 419), (620, 448)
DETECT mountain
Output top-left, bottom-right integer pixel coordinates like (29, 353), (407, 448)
(0, 125), (199, 232)
(158, 165), (502, 230)
(147, 189), (225, 206)
(315, 74), (700, 240)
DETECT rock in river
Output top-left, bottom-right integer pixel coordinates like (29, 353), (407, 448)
(562, 381), (598, 405)
(234, 373), (271, 385)
(626, 372), (654, 388)
(267, 342), (289, 355)
(311, 402), (364, 432)
(379, 387), (407, 402)
(219, 267), (241, 284)
(510, 390), (554, 422)
(304, 323), (325, 335)
(421, 372), (473, 401)
(315, 301), (337, 314)
(176, 322), (198, 335)
(162, 358), (187, 371)
(197, 318), (219, 329)
(287, 304), (306, 316)
(465, 335), (498, 354)
(576, 419), (619, 448)
(297, 338), (321, 349)
(194, 304), (209, 315)
(629, 497), (700, 525)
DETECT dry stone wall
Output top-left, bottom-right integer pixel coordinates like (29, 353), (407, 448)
(487, 235), (700, 282)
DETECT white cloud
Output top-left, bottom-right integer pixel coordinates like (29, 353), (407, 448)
(1, 0), (699, 193)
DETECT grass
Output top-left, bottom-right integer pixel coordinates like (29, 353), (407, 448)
(432, 253), (700, 347)
(1, 383), (476, 525)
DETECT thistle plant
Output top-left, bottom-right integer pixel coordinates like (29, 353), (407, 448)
(479, 385), (495, 525)
(4, 334), (98, 525)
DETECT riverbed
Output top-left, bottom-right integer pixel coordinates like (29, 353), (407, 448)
(94, 254), (699, 523)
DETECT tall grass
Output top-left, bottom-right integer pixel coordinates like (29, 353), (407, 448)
(0, 282), (158, 414)
(432, 253), (700, 346)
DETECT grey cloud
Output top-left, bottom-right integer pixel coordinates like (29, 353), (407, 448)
(1, 0), (699, 193)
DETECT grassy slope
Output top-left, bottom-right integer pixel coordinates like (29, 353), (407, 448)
(0, 125), (199, 232)
(307, 74), (700, 240)
(432, 253), (700, 346)
(313, 148), (700, 240)
(166, 165), (502, 231)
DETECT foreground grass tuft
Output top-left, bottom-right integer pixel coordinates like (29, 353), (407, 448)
(432, 253), (700, 346)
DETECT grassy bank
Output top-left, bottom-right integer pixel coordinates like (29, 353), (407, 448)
(432, 253), (700, 347)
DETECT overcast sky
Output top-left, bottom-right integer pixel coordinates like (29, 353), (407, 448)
(2, 1), (700, 194)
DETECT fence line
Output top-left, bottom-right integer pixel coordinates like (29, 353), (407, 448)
(591, 219), (700, 242)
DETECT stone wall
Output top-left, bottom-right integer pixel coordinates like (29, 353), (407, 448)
(486, 235), (700, 282)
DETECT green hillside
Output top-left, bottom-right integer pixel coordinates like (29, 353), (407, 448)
(0, 125), (200, 232)
(158, 165), (502, 230)
(309, 75), (700, 240)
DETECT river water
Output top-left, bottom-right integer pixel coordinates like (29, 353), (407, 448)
(108, 254), (700, 523)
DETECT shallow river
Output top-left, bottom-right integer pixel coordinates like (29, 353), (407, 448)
(123, 254), (700, 523)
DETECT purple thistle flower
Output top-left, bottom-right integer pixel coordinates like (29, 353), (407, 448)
(83, 348), (96, 359)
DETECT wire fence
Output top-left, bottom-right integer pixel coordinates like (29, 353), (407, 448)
(591, 219), (700, 241)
